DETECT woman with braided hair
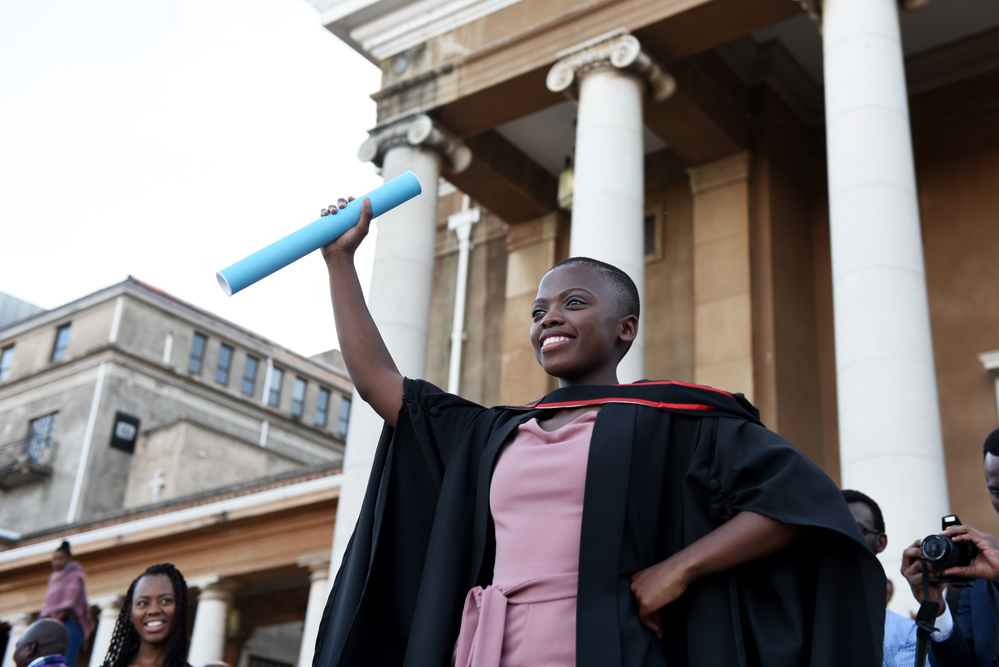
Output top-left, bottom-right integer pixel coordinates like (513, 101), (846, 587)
(102, 564), (191, 667)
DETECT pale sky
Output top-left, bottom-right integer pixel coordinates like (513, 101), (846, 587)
(0, 0), (384, 357)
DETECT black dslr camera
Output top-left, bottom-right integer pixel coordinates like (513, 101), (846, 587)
(920, 515), (977, 585)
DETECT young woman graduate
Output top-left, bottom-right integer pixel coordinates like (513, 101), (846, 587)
(312, 198), (885, 667)
(102, 564), (192, 667)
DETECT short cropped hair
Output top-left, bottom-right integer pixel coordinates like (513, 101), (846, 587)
(841, 489), (885, 534)
(983, 428), (999, 458)
(548, 257), (640, 320)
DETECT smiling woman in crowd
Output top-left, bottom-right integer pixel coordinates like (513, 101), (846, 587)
(101, 564), (191, 667)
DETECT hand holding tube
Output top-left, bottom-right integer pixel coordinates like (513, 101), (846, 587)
(320, 196), (371, 265)
(216, 171), (421, 296)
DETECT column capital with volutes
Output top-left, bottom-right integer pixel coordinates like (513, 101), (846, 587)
(797, 0), (930, 24)
(545, 29), (675, 102)
(358, 112), (471, 173)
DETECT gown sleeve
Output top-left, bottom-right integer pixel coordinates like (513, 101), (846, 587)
(312, 379), (488, 667)
(398, 377), (488, 485)
(688, 417), (887, 667)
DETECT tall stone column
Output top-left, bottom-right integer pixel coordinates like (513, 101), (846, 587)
(329, 114), (471, 575)
(88, 596), (124, 667)
(821, 0), (945, 612)
(188, 581), (236, 666)
(547, 29), (675, 383)
(296, 554), (331, 667)
(2, 611), (32, 667)
(687, 153), (755, 402)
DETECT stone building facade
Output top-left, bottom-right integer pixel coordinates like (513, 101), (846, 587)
(0, 277), (353, 667)
(312, 0), (999, 618)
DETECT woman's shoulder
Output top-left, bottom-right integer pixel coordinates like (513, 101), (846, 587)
(403, 378), (489, 411)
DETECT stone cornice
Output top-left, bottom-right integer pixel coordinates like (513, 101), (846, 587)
(798, 0), (930, 25)
(545, 29), (675, 103)
(357, 111), (472, 172)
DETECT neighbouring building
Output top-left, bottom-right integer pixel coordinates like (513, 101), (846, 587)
(310, 0), (999, 619)
(0, 292), (43, 330)
(0, 277), (353, 667)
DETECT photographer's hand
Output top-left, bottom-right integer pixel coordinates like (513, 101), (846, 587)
(941, 525), (999, 581)
(901, 540), (947, 616)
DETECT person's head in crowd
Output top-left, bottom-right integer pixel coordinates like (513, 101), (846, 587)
(13, 619), (69, 667)
(886, 578), (894, 605)
(102, 564), (189, 667)
(51, 541), (71, 572)
(983, 428), (999, 515)
(842, 489), (887, 555)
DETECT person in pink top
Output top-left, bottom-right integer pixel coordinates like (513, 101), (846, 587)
(40, 541), (94, 667)
(311, 197), (885, 667)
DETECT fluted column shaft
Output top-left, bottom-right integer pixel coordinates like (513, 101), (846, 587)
(188, 583), (235, 665)
(822, 0), (947, 614)
(547, 30), (674, 383)
(297, 556), (330, 667)
(88, 596), (123, 667)
(2, 612), (32, 667)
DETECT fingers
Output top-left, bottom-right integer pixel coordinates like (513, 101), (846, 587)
(322, 196), (357, 217)
(650, 610), (663, 640)
(901, 544), (923, 568)
(638, 607), (663, 639)
(357, 198), (373, 231)
(944, 565), (976, 578)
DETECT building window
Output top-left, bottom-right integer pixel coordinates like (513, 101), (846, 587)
(268, 367), (284, 407)
(189, 333), (207, 374)
(51, 324), (71, 362)
(337, 396), (351, 436)
(315, 387), (330, 427)
(241, 356), (259, 396)
(0, 346), (13, 381)
(215, 344), (233, 386)
(291, 377), (307, 417)
(28, 412), (59, 463)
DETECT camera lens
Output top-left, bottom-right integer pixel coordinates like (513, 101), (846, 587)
(921, 535), (950, 563)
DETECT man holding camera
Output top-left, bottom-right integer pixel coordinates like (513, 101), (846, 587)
(903, 428), (999, 666)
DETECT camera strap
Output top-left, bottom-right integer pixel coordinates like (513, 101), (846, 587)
(914, 559), (940, 667)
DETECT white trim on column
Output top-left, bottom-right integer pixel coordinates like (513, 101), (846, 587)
(978, 349), (999, 423)
(109, 296), (124, 343)
(66, 361), (108, 523)
(1, 473), (342, 565)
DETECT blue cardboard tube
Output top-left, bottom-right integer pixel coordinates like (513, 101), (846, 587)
(216, 171), (422, 296)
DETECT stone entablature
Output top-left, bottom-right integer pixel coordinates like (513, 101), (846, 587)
(545, 29), (675, 102)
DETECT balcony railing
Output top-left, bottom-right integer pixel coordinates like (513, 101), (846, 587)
(0, 436), (57, 488)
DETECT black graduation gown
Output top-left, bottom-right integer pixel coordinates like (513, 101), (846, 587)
(313, 379), (885, 667)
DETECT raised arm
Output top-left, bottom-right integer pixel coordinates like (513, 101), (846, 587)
(321, 197), (404, 427)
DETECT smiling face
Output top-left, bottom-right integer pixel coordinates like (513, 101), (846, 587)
(131, 574), (176, 645)
(530, 264), (637, 387)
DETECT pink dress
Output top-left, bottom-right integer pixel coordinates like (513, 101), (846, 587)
(453, 410), (595, 667)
